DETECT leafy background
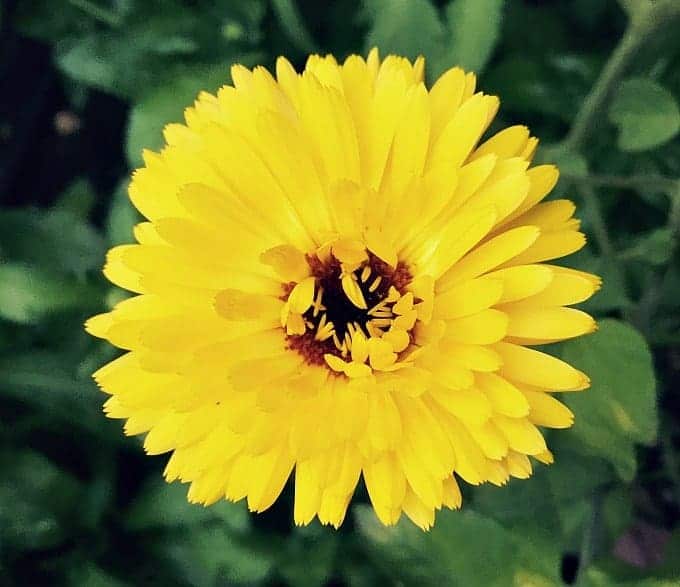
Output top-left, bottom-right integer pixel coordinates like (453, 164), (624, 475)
(1, 0), (680, 585)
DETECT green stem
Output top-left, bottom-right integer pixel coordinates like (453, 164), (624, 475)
(68, 0), (121, 27)
(564, 0), (680, 151)
(634, 185), (680, 332)
(563, 174), (679, 195)
(662, 424), (680, 507)
(581, 184), (614, 258)
(270, 0), (319, 53)
(575, 491), (603, 586)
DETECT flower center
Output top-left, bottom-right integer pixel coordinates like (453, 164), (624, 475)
(284, 251), (413, 369)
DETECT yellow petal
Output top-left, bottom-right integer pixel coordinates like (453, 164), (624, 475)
(383, 328), (410, 353)
(417, 207), (498, 280)
(429, 67), (467, 144)
(402, 486), (435, 530)
(507, 199), (576, 231)
(433, 277), (503, 319)
(260, 244), (310, 282)
(494, 342), (589, 391)
(351, 329), (369, 363)
(247, 446), (295, 513)
(418, 350), (474, 389)
(442, 342), (503, 372)
(364, 227), (397, 267)
(362, 453), (406, 526)
(523, 265), (600, 306)
(504, 306), (596, 342)
(476, 372), (530, 418)
(363, 388), (403, 454)
(439, 226), (540, 288)
(471, 125), (530, 161)
(505, 164), (559, 223)
(523, 390), (575, 428)
(442, 476), (462, 509)
(507, 230), (586, 266)
(288, 276), (316, 314)
(493, 415), (547, 455)
(428, 94), (495, 171)
(444, 309), (508, 345)
(534, 449), (554, 465)
(215, 289), (283, 321)
(487, 264), (554, 304)
(143, 412), (183, 455)
(464, 421), (509, 460)
(505, 450), (533, 479)
(431, 387), (492, 425)
(229, 354), (303, 391)
(294, 458), (322, 525)
(368, 338), (397, 370)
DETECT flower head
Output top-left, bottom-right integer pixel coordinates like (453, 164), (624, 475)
(86, 49), (599, 530)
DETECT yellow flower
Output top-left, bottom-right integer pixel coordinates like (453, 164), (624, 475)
(86, 49), (599, 530)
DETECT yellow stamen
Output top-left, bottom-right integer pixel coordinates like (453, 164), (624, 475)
(360, 265), (372, 283)
(368, 300), (388, 316)
(368, 275), (382, 292)
(315, 313), (335, 341)
(366, 322), (383, 338)
(312, 286), (325, 317)
(341, 273), (368, 309)
(371, 310), (393, 319)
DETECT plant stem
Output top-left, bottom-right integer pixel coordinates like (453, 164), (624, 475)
(580, 184), (614, 258)
(575, 491), (603, 586)
(634, 185), (680, 332)
(68, 0), (121, 27)
(563, 174), (679, 195)
(564, 0), (680, 152)
(662, 424), (680, 508)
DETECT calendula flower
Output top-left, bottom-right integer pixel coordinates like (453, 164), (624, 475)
(86, 49), (599, 530)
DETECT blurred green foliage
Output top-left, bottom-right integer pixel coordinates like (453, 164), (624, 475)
(3, 0), (680, 585)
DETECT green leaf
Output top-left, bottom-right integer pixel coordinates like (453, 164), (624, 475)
(601, 487), (633, 548)
(364, 0), (445, 63)
(0, 350), (111, 436)
(278, 526), (338, 587)
(583, 566), (680, 587)
(271, 0), (318, 53)
(53, 2), (263, 99)
(442, 0), (504, 74)
(355, 506), (560, 586)
(558, 319), (658, 479)
(106, 181), (141, 246)
(364, 0), (504, 79)
(485, 53), (599, 123)
(159, 527), (275, 586)
(0, 264), (99, 324)
(53, 178), (97, 218)
(0, 208), (105, 276)
(67, 563), (130, 587)
(126, 479), (249, 532)
(0, 450), (83, 552)
(609, 78), (680, 152)
(474, 444), (615, 556)
(620, 228), (673, 266)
